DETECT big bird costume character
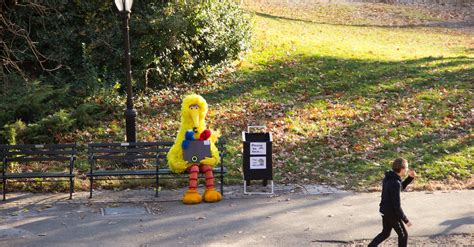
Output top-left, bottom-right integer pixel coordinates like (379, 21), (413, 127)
(167, 94), (222, 204)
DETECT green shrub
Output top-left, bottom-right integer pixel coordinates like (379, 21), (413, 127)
(0, 120), (26, 145)
(1, 0), (252, 143)
(3, 0), (251, 91)
(141, 0), (253, 87)
(73, 103), (105, 127)
(3, 110), (74, 144)
(72, 87), (123, 127)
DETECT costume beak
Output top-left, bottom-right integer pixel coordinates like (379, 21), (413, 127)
(191, 110), (199, 133)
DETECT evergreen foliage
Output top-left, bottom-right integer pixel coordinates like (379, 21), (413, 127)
(0, 0), (252, 143)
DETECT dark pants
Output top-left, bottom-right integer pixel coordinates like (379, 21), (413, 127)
(368, 215), (408, 247)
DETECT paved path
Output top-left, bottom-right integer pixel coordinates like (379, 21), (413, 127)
(0, 185), (472, 246)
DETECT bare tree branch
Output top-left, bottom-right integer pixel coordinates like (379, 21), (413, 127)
(1, 0), (63, 81)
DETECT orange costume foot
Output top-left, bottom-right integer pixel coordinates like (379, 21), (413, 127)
(183, 165), (202, 204)
(203, 188), (222, 203)
(183, 189), (202, 204)
(201, 164), (221, 203)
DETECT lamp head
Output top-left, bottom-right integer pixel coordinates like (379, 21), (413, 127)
(114, 0), (133, 12)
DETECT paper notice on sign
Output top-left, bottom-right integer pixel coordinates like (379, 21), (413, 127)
(250, 142), (266, 155)
(250, 157), (266, 169)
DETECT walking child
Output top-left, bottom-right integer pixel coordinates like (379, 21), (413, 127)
(368, 158), (416, 247)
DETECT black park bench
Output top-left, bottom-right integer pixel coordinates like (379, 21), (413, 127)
(0, 143), (77, 201)
(87, 141), (226, 198)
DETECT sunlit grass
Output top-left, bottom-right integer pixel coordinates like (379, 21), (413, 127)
(205, 8), (473, 190)
(68, 3), (473, 191)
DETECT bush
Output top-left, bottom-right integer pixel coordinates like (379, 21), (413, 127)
(1, 0), (252, 143)
(142, 0), (253, 87)
(2, 110), (74, 144)
(83, 0), (253, 89)
(73, 89), (124, 127)
(0, 82), (70, 125)
(3, 0), (251, 91)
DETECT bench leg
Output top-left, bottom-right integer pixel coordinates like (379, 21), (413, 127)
(69, 177), (74, 200)
(220, 173), (224, 195)
(2, 179), (5, 201)
(155, 174), (159, 197)
(89, 176), (93, 199)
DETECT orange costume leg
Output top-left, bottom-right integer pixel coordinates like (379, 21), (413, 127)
(182, 164), (202, 204)
(201, 164), (222, 203)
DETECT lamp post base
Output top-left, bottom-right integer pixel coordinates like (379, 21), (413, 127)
(125, 108), (137, 143)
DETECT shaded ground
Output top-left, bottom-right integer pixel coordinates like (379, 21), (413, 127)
(0, 186), (472, 246)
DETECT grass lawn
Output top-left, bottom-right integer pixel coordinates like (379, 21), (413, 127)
(43, 3), (474, 192)
(204, 3), (472, 190)
(213, 14), (472, 190)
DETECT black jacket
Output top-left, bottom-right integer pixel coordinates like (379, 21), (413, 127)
(379, 170), (413, 223)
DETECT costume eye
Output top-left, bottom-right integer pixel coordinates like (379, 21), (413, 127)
(189, 104), (199, 110)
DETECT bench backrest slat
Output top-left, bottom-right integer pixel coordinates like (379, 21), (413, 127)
(88, 141), (225, 163)
(88, 142), (173, 148)
(0, 144), (77, 161)
(6, 157), (72, 162)
(4, 150), (76, 156)
(89, 148), (167, 154)
(155, 141), (226, 159)
(92, 154), (159, 160)
(0, 143), (77, 174)
(88, 142), (172, 163)
(0, 143), (76, 149)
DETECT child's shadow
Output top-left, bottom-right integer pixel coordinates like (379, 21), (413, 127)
(439, 216), (474, 234)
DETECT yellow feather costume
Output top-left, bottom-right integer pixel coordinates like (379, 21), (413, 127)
(167, 94), (221, 204)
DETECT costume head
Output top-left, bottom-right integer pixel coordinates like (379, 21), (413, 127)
(181, 94), (208, 137)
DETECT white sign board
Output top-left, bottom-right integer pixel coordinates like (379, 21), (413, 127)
(250, 157), (266, 169)
(250, 142), (266, 155)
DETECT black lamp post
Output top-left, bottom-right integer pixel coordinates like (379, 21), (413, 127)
(114, 0), (136, 143)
